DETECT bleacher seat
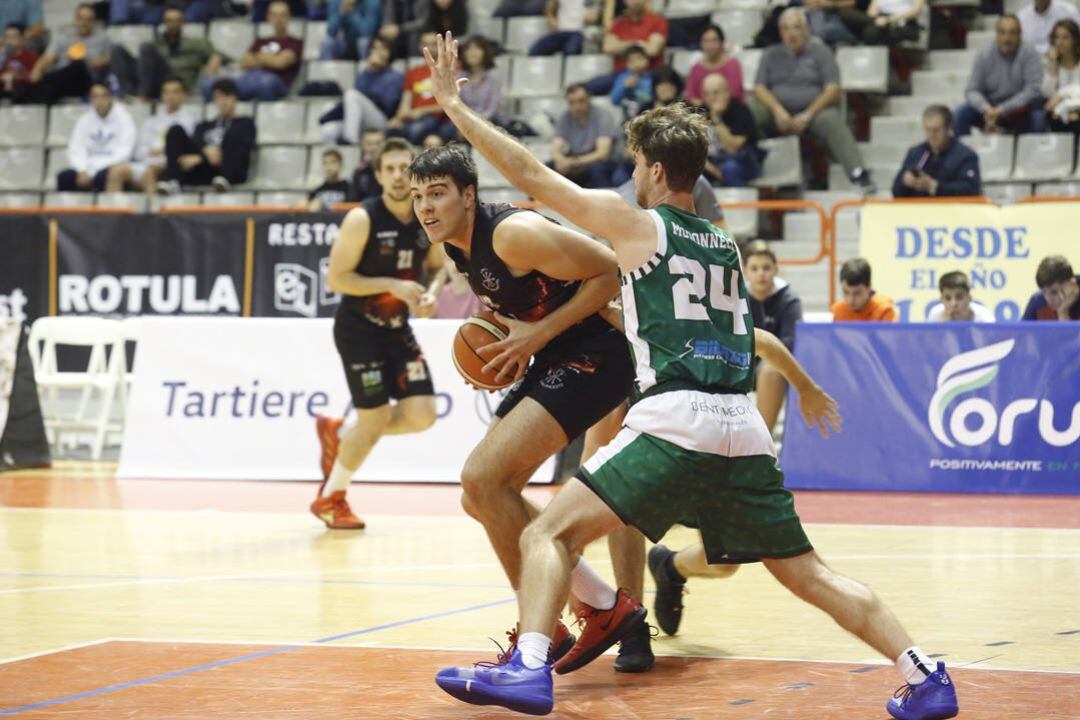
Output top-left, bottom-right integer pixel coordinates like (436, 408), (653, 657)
(96, 193), (148, 212)
(870, 116), (923, 147)
(710, 10), (763, 47)
(303, 99), (339, 144)
(303, 21), (327, 60)
(886, 96), (957, 116)
(494, 55), (512, 88)
(47, 105), (85, 147)
(670, 48), (702, 78)
(1035, 181), (1080, 196)
(152, 193), (201, 210)
(714, 186), (758, 238)
(982, 182), (1031, 205)
(471, 17), (505, 45)
(44, 149), (69, 190)
(505, 17), (551, 53)
(200, 191), (256, 206)
(182, 23), (207, 40)
(752, 136), (802, 188)
(925, 49), (978, 72)
(564, 54), (614, 88)
(251, 146), (309, 190)
(966, 30), (995, 49)
(256, 191), (307, 206)
(1012, 133), (1075, 181)
(106, 24), (153, 55)
(724, 0), (769, 9)
(517, 96), (563, 137)
(206, 101), (256, 121)
(209, 22), (256, 56)
(0, 106), (47, 147)
(780, 211), (824, 257)
(0, 192), (40, 208)
(508, 56), (564, 98)
(257, 19), (306, 39)
(911, 70), (968, 98)
(43, 192), (93, 208)
(828, 162), (896, 192)
(733, 48), (762, 93)
(667, 0), (719, 16)
(126, 102), (152, 129)
(836, 46), (887, 93)
(305, 146), (360, 187)
(960, 133), (1014, 181)
(469, 0), (502, 17)
(305, 60), (357, 91)
(857, 141), (906, 167)
(476, 153), (511, 189)
(256, 101), (307, 143)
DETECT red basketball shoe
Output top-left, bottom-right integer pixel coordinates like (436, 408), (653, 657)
(310, 490), (365, 530)
(553, 589), (646, 674)
(315, 414), (343, 480)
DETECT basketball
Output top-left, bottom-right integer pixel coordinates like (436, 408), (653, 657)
(452, 310), (512, 391)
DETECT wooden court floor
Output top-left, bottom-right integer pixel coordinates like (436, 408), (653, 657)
(1, 462), (1078, 719)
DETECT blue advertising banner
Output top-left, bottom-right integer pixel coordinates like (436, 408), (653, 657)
(780, 323), (1080, 494)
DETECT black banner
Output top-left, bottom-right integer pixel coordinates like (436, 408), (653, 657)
(56, 215), (247, 316)
(251, 212), (346, 318)
(0, 216), (50, 324)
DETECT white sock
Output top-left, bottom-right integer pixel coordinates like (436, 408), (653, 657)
(517, 631), (551, 669)
(323, 460), (354, 497)
(570, 558), (617, 610)
(896, 646), (934, 685)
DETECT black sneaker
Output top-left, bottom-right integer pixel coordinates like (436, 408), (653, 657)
(614, 618), (655, 673)
(851, 167), (877, 196)
(647, 544), (686, 636)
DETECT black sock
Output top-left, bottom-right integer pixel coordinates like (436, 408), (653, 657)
(663, 551), (686, 584)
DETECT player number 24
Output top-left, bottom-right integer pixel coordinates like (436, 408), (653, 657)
(668, 255), (749, 335)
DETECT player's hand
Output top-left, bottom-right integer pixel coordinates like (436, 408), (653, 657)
(477, 313), (551, 384)
(598, 300), (624, 333)
(391, 279), (426, 311)
(798, 384), (842, 439)
(415, 292), (437, 318)
(424, 32), (468, 108)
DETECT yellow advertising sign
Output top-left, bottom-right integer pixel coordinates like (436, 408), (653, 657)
(859, 201), (1079, 321)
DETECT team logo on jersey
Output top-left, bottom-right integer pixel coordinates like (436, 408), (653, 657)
(678, 338), (751, 369)
(479, 268), (501, 292)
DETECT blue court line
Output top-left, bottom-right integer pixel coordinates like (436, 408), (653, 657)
(0, 572), (510, 591)
(0, 596), (514, 717)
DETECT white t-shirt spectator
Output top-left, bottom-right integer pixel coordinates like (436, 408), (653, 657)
(68, 103), (136, 176)
(927, 302), (996, 322)
(1018, 0), (1080, 55)
(131, 106), (198, 181)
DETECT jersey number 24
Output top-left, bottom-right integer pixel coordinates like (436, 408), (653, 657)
(669, 255), (749, 335)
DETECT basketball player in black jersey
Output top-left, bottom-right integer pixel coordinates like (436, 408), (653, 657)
(312, 137), (445, 529)
(408, 143), (653, 672)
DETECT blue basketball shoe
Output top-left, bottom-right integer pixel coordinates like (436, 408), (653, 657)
(435, 649), (554, 716)
(887, 662), (959, 720)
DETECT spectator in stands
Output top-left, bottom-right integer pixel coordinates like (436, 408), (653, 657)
(927, 271), (995, 322)
(743, 240), (803, 431)
(200, 0), (302, 102)
(321, 0), (382, 61)
(320, 36), (402, 145)
(137, 2), (223, 100)
(349, 127), (385, 200)
(611, 45), (654, 121)
(805, 0), (861, 46)
(112, 0), (226, 24)
(837, 0), (924, 45)
(1043, 19), (1080, 133)
(427, 0), (469, 36)
(309, 149), (352, 210)
(0, 0), (43, 52)
(583, 0), (668, 96)
(423, 132), (446, 148)
(0, 24), (39, 102)
(551, 83), (618, 188)
(751, 9), (875, 192)
(1019, 0), (1080, 55)
(685, 24), (745, 105)
(28, 3), (111, 104)
(250, 0), (314, 23)
(1022, 255), (1080, 320)
(111, 77), (198, 194)
(454, 36), (504, 134)
(159, 78), (257, 194)
(892, 105), (980, 198)
(831, 257), (898, 321)
(379, 0), (427, 60)
(954, 15), (1046, 135)
(530, 0), (602, 56)
(648, 66), (683, 109)
(494, 0), (548, 17)
(702, 74), (761, 187)
(387, 32), (453, 144)
(616, 174), (725, 223)
(57, 82), (136, 194)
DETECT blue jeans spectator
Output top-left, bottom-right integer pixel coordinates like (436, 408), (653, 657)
(387, 114), (453, 145)
(201, 70), (288, 101)
(529, 31), (584, 56)
(320, 34), (372, 61)
(57, 168), (109, 192)
(583, 72), (618, 97)
(548, 159), (617, 188)
(807, 10), (859, 44)
(111, 0), (223, 24)
(953, 102), (1048, 136)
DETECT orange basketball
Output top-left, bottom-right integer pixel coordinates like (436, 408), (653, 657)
(452, 310), (512, 391)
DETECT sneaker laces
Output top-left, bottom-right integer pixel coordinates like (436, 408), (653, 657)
(892, 683), (914, 705)
(474, 629), (518, 668)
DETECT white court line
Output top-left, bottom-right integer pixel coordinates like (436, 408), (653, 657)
(0, 639), (113, 666)
(92, 638), (1080, 676)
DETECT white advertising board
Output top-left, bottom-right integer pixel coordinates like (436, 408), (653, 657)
(117, 317), (554, 482)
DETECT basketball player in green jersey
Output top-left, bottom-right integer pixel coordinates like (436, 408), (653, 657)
(425, 33), (958, 719)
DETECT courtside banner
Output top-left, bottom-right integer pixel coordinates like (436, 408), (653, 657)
(117, 317), (554, 483)
(251, 212), (344, 318)
(780, 323), (1080, 494)
(56, 215), (246, 316)
(859, 202), (1078, 322)
(0, 217), (50, 324)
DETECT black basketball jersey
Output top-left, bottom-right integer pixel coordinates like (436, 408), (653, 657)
(339, 196), (430, 329)
(444, 202), (608, 342)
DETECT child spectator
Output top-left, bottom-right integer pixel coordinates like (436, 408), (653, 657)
(0, 24), (38, 102)
(611, 45), (653, 121)
(831, 257), (898, 321)
(927, 271), (995, 321)
(309, 149), (352, 210)
(1022, 255), (1080, 320)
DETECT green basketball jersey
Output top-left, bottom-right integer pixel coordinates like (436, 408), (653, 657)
(621, 204), (755, 396)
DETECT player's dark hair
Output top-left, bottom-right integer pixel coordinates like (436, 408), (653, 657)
(840, 257), (872, 287)
(1035, 255), (1074, 288)
(742, 239), (777, 265)
(625, 102), (708, 193)
(323, 148), (343, 163)
(407, 142), (478, 195)
(377, 137), (415, 171)
(938, 271), (970, 293)
(210, 77), (238, 98)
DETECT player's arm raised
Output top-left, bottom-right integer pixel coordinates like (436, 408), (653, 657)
(423, 32), (650, 254)
(753, 328), (842, 438)
(480, 213), (621, 382)
(326, 207), (425, 308)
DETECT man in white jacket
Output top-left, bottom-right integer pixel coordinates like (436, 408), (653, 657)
(57, 82), (136, 193)
(109, 78), (197, 195)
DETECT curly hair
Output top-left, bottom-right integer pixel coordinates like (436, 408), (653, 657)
(624, 102), (709, 192)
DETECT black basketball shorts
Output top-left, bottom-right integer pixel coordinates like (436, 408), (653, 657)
(333, 313), (434, 409)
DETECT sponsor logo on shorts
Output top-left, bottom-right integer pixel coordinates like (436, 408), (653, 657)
(360, 369), (383, 395)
